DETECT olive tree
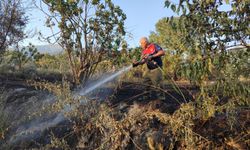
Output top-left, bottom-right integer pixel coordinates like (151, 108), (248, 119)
(40, 0), (126, 84)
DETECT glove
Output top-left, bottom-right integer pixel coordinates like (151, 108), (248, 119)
(132, 60), (145, 67)
(132, 61), (140, 67)
(147, 55), (154, 61)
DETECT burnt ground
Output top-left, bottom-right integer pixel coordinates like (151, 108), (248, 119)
(0, 75), (249, 149)
(0, 75), (76, 149)
(105, 81), (249, 149)
(107, 81), (198, 114)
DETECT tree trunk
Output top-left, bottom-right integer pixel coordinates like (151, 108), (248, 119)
(66, 48), (79, 84)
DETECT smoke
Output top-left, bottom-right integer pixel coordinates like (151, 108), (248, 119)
(6, 65), (132, 146)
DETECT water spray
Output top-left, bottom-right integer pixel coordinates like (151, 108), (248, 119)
(7, 65), (133, 145)
(79, 65), (132, 96)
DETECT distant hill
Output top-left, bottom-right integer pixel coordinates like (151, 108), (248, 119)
(35, 44), (63, 54)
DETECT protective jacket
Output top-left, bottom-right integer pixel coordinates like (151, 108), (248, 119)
(142, 43), (163, 70)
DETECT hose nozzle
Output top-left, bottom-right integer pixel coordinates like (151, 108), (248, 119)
(132, 60), (144, 67)
(132, 62), (139, 67)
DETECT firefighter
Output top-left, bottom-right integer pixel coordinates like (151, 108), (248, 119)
(133, 37), (165, 85)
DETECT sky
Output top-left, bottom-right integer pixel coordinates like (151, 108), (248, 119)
(113, 0), (177, 47)
(23, 0), (232, 48)
(23, 0), (178, 48)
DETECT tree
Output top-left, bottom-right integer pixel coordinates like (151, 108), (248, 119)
(40, 0), (126, 85)
(0, 0), (28, 57)
(158, 1), (249, 148)
(165, 0), (249, 55)
(150, 17), (192, 54)
(164, 0), (249, 84)
(8, 43), (42, 69)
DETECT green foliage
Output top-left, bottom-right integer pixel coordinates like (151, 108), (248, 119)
(159, 0), (250, 147)
(164, 0), (171, 8)
(162, 0), (249, 84)
(149, 17), (193, 79)
(6, 43), (42, 70)
(0, 0), (28, 54)
(35, 54), (59, 70)
(165, 0), (249, 50)
(129, 46), (142, 61)
(150, 17), (191, 53)
(43, 0), (127, 84)
(35, 52), (70, 73)
(178, 58), (212, 84)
